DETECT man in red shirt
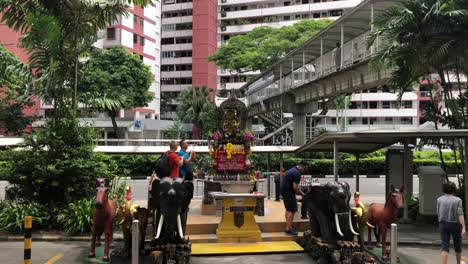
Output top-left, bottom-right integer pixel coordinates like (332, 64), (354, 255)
(168, 140), (184, 178)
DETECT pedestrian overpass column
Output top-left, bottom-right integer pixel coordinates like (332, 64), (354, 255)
(293, 113), (306, 146)
(288, 102), (317, 146)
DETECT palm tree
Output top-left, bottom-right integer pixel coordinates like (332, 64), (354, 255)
(86, 94), (130, 136)
(0, 0), (153, 115)
(176, 86), (217, 139)
(368, 0), (468, 179)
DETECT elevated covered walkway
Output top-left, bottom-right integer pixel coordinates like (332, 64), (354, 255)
(243, 0), (402, 145)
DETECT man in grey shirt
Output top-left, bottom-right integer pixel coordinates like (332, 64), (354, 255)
(437, 181), (466, 264)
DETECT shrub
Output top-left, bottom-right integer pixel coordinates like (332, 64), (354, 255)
(0, 202), (50, 233)
(3, 117), (115, 206)
(56, 198), (94, 235)
(106, 154), (158, 176)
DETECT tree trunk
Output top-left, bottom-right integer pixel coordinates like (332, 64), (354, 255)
(192, 124), (201, 139)
(109, 111), (118, 137)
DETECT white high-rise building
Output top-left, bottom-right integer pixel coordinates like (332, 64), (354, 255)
(95, 3), (162, 119)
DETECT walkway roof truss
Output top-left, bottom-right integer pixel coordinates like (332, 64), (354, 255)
(245, 0), (402, 95)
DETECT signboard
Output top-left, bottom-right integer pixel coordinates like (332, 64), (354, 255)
(216, 151), (246, 171)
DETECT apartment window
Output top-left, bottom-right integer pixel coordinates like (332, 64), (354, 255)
(330, 9), (343, 16)
(369, 118), (377, 125)
(284, 16), (290, 21)
(134, 15), (137, 24)
(302, 14), (309, 19)
(313, 13), (320, 18)
(161, 65), (175, 71)
(362, 118), (368, 125)
(331, 118), (336, 125)
(140, 36), (145, 46)
(162, 24), (176, 31)
(369, 102), (378, 109)
(401, 117), (413, 125)
(382, 101), (390, 109)
(384, 117), (393, 124)
(140, 18), (144, 27)
(295, 15), (301, 19)
(362, 101), (368, 108)
(133, 33), (138, 43)
(403, 101), (412, 109)
(161, 38), (175, 45)
(176, 64), (192, 71)
(106, 28), (116, 39)
(302, 0), (310, 3)
(284, 1), (291, 6)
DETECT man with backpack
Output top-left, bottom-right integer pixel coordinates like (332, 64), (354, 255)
(168, 140), (184, 178)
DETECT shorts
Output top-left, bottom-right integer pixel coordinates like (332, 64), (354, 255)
(439, 221), (462, 253)
(282, 193), (297, 213)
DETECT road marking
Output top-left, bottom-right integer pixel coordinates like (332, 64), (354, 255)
(45, 253), (64, 264)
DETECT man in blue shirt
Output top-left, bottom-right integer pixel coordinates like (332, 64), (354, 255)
(178, 139), (195, 181)
(280, 160), (307, 236)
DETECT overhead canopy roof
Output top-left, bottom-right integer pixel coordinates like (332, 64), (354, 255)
(296, 129), (468, 154)
(245, 0), (402, 95)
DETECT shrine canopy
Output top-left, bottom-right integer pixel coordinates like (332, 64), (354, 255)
(295, 129), (468, 154)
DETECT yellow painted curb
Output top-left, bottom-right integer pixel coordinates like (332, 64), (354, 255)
(192, 241), (304, 255)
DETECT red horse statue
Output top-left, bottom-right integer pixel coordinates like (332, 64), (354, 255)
(367, 185), (404, 259)
(89, 178), (116, 262)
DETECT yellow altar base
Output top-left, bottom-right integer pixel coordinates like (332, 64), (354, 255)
(212, 192), (264, 243)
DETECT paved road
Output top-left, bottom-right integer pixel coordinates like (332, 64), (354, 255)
(1, 176), (460, 204)
(0, 241), (467, 264)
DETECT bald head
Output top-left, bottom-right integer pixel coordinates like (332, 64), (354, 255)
(169, 140), (178, 151)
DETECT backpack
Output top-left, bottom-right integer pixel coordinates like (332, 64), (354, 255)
(154, 152), (171, 177)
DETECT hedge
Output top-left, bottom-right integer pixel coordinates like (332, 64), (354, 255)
(0, 152), (463, 179)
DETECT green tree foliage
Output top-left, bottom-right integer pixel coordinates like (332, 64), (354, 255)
(0, 44), (36, 134)
(369, 0), (468, 121)
(3, 116), (114, 206)
(79, 47), (153, 134)
(0, 0), (153, 114)
(368, 0), (468, 178)
(176, 86), (217, 139)
(208, 19), (332, 74)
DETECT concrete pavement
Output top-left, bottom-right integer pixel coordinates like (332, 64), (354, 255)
(0, 241), (467, 264)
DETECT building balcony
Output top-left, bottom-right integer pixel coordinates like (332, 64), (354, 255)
(162, 16), (193, 25)
(161, 43), (193, 51)
(313, 108), (418, 118)
(218, 82), (245, 90)
(219, 0), (360, 20)
(161, 70), (192, 78)
(219, 17), (339, 34)
(219, 0), (273, 5)
(162, 29), (192, 38)
(162, 2), (193, 12)
(162, 57), (192, 64)
(161, 84), (190, 92)
(349, 92), (418, 101)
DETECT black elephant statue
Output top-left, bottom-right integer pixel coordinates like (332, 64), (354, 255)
(304, 181), (358, 249)
(150, 177), (193, 244)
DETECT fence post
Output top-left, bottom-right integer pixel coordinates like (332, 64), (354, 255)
(24, 216), (32, 264)
(390, 223), (398, 264)
(132, 220), (140, 264)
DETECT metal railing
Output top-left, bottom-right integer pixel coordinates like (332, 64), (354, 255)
(97, 139), (209, 146)
(247, 30), (377, 105)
